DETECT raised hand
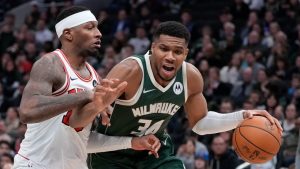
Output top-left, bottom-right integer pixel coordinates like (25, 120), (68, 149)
(131, 134), (161, 158)
(243, 110), (283, 132)
(93, 79), (127, 111)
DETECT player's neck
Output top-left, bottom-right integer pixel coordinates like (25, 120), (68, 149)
(60, 47), (86, 70)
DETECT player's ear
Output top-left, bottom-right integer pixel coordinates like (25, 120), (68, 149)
(184, 48), (189, 60)
(63, 29), (72, 41)
(151, 42), (155, 52)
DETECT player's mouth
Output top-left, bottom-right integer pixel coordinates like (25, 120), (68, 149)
(161, 65), (175, 78)
(93, 41), (101, 48)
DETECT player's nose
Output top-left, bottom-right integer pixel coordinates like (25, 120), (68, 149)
(95, 28), (102, 39)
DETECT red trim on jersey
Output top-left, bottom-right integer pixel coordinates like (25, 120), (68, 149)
(58, 49), (93, 82)
(87, 62), (101, 83)
(17, 153), (30, 160)
(52, 51), (70, 96)
(61, 88), (84, 132)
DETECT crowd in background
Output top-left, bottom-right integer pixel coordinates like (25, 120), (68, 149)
(0, 0), (300, 169)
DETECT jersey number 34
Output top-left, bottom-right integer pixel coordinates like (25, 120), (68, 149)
(130, 119), (164, 136)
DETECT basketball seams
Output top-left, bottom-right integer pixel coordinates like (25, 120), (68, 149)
(239, 125), (281, 146)
(238, 127), (275, 155)
(234, 129), (249, 162)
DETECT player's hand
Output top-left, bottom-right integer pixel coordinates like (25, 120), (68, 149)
(100, 106), (112, 126)
(93, 79), (127, 110)
(243, 110), (283, 132)
(131, 134), (161, 158)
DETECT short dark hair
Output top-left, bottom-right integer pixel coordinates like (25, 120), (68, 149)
(55, 6), (89, 24)
(153, 21), (190, 44)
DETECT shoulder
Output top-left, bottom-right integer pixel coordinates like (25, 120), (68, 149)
(33, 52), (62, 68)
(117, 58), (142, 75)
(30, 52), (65, 80)
(107, 57), (142, 82)
(185, 62), (204, 96)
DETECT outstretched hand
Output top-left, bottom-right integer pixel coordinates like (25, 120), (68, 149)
(93, 78), (127, 111)
(243, 110), (283, 132)
(131, 134), (161, 158)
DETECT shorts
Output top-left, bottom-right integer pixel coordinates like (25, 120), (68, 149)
(88, 135), (185, 169)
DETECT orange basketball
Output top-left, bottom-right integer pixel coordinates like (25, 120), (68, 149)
(232, 115), (282, 164)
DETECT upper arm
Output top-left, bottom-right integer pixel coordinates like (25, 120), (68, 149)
(184, 63), (208, 127)
(105, 58), (142, 99)
(20, 54), (62, 109)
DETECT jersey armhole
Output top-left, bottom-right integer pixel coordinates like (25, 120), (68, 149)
(52, 51), (70, 96)
(115, 57), (144, 106)
(182, 62), (188, 103)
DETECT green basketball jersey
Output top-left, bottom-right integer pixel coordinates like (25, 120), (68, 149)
(96, 52), (188, 139)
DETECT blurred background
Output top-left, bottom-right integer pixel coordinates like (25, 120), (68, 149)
(0, 0), (299, 169)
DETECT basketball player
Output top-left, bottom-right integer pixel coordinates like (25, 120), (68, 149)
(13, 6), (161, 169)
(89, 21), (283, 169)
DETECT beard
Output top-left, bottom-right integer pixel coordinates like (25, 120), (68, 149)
(85, 48), (100, 58)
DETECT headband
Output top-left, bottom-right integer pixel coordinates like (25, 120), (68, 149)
(55, 10), (97, 37)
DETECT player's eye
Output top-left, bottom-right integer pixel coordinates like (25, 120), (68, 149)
(174, 50), (183, 55)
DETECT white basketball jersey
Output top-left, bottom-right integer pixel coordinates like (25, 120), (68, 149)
(16, 49), (99, 169)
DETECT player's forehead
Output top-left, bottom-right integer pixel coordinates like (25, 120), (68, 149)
(155, 35), (187, 49)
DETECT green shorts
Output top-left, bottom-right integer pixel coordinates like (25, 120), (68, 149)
(88, 135), (185, 169)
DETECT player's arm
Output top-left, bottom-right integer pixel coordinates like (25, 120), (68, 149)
(69, 79), (127, 128)
(87, 132), (161, 158)
(184, 63), (282, 135)
(68, 59), (140, 128)
(19, 54), (93, 123)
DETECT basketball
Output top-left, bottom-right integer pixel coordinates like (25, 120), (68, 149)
(232, 115), (282, 164)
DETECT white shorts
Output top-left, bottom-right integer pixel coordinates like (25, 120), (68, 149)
(13, 154), (46, 169)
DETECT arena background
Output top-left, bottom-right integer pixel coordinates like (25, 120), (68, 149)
(0, 0), (299, 169)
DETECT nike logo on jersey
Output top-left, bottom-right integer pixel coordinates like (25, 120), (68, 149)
(162, 137), (168, 146)
(143, 89), (156, 93)
(70, 77), (78, 81)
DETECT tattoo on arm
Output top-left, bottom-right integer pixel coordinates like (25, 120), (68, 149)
(19, 54), (92, 123)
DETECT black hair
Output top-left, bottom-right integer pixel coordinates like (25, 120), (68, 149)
(55, 6), (89, 24)
(153, 21), (190, 44)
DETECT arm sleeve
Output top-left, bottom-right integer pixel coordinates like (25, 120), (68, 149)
(86, 131), (132, 153)
(192, 110), (244, 135)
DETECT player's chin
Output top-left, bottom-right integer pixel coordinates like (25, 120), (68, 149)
(87, 48), (100, 56)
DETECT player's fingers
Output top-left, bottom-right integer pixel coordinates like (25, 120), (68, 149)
(148, 150), (159, 158)
(106, 106), (113, 115)
(148, 136), (160, 150)
(273, 117), (283, 132)
(95, 85), (111, 93)
(110, 78), (120, 83)
(154, 141), (161, 155)
(100, 111), (111, 126)
(260, 110), (274, 125)
(100, 79), (114, 87)
(116, 81), (128, 93)
(243, 110), (253, 119)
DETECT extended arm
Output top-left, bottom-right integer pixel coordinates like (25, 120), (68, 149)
(71, 58), (142, 127)
(69, 79), (127, 128)
(19, 54), (92, 123)
(184, 63), (282, 135)
(87, 131), (131, 153)
(87, 132), (161, 158)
